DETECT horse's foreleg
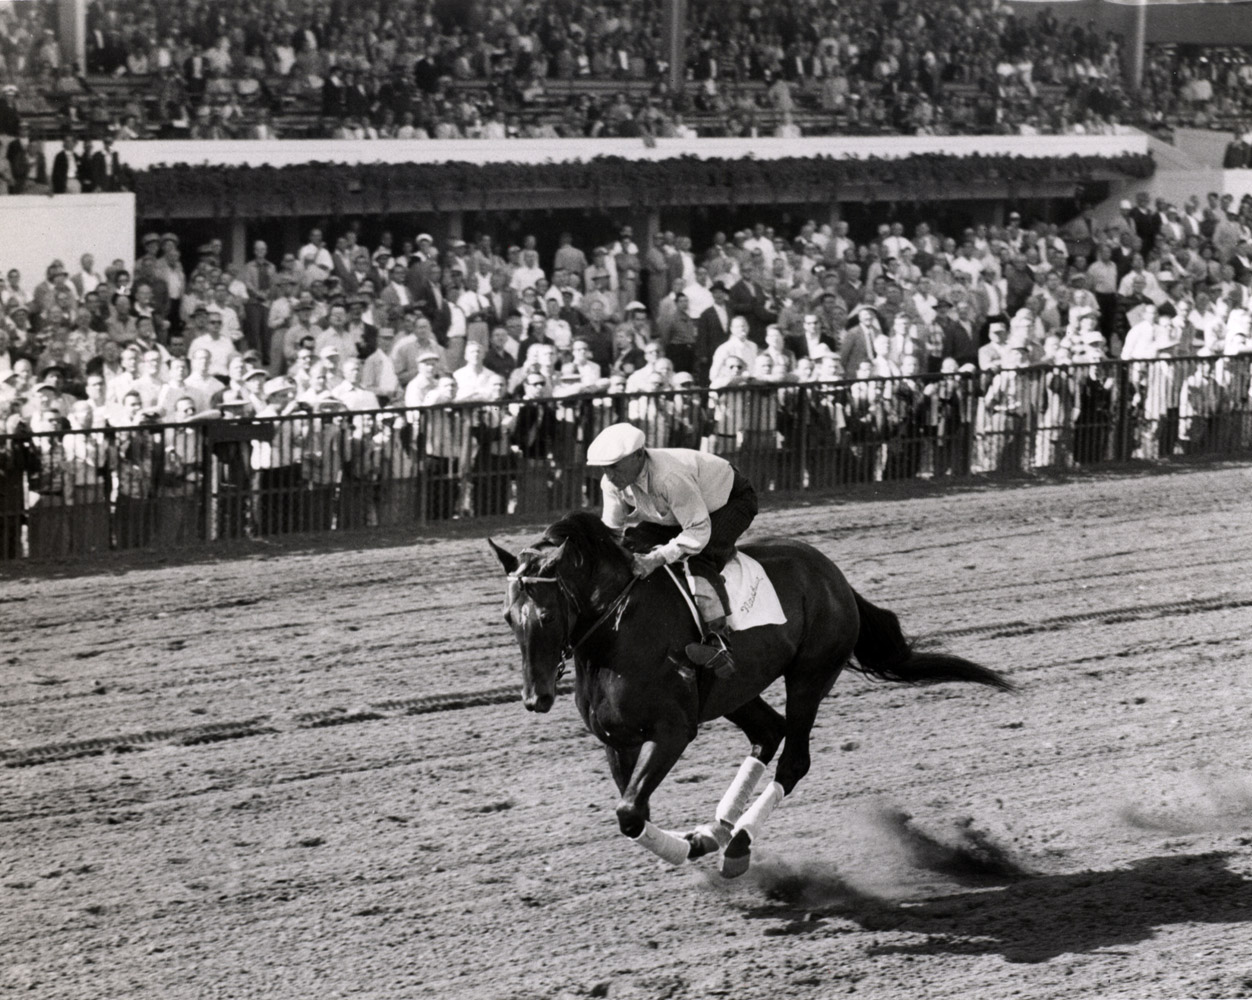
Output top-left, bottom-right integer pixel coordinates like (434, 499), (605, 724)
(683, 756), (765, 860)
(605, 745), (640, 796)
(617, 729), (692, 865)
(684, 696), (786, 860)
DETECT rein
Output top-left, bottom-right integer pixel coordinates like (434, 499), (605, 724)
(509, 571), (639, 679)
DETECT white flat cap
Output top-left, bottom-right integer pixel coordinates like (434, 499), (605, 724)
(586, 423), (645, 465)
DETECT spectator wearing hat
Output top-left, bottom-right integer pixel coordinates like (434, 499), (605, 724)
(403, 350), (443, 407)
(581, 268), (618, 323)
(250, 376), (306, 536)
(133, 233), (171, 327)
(694, 280), (733, 381)
(30, 261), (73, 322)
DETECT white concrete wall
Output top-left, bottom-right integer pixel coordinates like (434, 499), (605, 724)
(0, 193), (136, 291)
(112, 133), (1150, 171)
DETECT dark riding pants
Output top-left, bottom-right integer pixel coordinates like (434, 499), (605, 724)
(623, 466), (758, 615)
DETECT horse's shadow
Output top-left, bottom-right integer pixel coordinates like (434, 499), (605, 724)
(741, 851), (1252, 963)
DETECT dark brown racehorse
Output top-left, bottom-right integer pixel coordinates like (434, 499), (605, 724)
(490, 511), (1013, 877)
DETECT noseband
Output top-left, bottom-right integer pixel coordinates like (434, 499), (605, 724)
(508, 571), (638, 680)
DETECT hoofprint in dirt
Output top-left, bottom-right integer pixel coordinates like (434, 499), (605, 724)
(1, 463), (1251, 1000)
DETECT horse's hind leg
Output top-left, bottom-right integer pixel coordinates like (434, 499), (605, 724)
(684, 697), (786, 861)
(725, 696), (787, 763)
(721, 655), (849, 877)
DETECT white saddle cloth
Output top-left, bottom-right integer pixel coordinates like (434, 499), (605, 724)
(678, 550), (787, 632)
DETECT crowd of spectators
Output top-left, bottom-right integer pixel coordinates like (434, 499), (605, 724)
(1142, 44), (1252, 138)
(4, 189), (1252, 555)
(11, 0), (1250, 143)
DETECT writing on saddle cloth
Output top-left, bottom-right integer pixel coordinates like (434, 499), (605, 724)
(676, 552), (787, 632)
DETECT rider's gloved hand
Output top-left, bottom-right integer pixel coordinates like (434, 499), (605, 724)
(631, 550), (667, 578)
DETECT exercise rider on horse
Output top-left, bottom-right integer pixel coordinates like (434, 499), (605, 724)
(585, 422), (759, 675)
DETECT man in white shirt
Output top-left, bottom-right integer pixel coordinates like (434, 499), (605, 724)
(186, 348), (225, 407)
(299, 229), (334, 277)
(72, 254), (102, 298)
(453, 341), (496, 400)
(187, 306), (239, 377)
(882, 223), (916, 261)
(709, 316), (759, 382)
(683, 268), (714, 319)
(510, 249), (546, 294)
(315, 303), (360, 359)
(331, 357), (379, 411)
(208, 280), (244, 344)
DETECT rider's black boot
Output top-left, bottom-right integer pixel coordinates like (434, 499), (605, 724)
(685, 616), (735, 678)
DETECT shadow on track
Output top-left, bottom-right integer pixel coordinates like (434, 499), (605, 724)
(740, 852), (1252, 963)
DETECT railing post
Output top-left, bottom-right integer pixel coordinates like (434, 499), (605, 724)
(796, 383), (809, 492)
(1114, 359), (1133, 462)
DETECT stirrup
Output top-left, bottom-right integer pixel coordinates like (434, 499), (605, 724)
(685, 632), (735, 678)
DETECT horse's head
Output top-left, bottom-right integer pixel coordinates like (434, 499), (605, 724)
(490, 537), (578, 713)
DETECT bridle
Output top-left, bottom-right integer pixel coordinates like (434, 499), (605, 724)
(508, 570), (638, 680)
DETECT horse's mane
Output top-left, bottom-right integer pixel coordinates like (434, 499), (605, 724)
(542, 511), (631, 573)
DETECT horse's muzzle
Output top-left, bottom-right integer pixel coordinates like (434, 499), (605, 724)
(524, 691), (554, 713)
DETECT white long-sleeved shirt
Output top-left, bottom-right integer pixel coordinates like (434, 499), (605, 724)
(600, 448), (736, 564)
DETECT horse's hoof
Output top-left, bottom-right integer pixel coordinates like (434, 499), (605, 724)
(719, 848), (751, 879)
(720, 829), (752, 878)
(685, 823), (729, 860)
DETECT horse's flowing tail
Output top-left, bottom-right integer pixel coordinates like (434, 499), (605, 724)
(850, 590), (1015, 692)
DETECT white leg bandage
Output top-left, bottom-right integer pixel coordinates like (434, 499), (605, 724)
(631, 820), (690, 866)
(716, 756), (767, 827)
(732, 781), (785, 846)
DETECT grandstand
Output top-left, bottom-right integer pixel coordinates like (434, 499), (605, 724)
(0, 0), (1247, 143)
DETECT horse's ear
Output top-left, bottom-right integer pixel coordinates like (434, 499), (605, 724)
(488, 538), (518, 575)
(544, 540), (568, 567)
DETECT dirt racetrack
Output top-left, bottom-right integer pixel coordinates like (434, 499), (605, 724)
(4, 463), (1252, 1000)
